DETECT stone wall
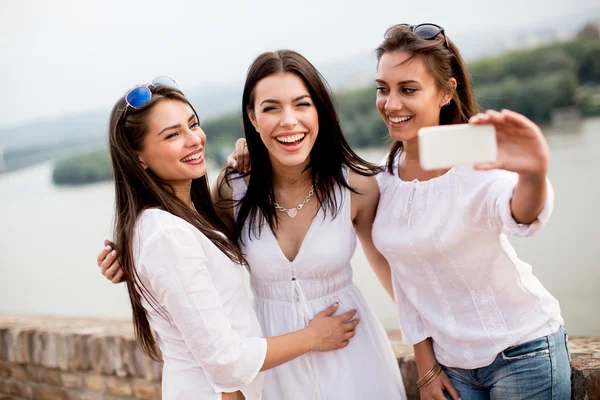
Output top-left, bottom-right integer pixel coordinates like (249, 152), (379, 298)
(1, 315), (599, 399)
(0, 315), (161, 400)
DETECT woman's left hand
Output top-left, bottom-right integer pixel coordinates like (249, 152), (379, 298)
(226, 138), (251, 173)
(469, 109), (549, 178)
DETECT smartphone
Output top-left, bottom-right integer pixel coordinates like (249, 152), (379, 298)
(418, 123), (497, 170)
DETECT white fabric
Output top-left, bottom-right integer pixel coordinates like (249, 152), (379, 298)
(232, 171), (407, 400)
(373, 159), (563, 369)
(133, 209), (266, 400)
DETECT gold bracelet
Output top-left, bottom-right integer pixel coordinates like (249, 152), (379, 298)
(417, 362), (439, 386)
(419, 365), (443, 388)
(418, 364), (442, 388)
(417, 363), (443, 388)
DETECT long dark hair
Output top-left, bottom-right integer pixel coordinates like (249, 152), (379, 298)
(375, 25), (482, 173)
(224, 49), (380, 241)
(108, 85), (246, 361)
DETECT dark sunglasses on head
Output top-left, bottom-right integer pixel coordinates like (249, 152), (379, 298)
(125, 76), (178, 109)
(385, 23), (448, 48)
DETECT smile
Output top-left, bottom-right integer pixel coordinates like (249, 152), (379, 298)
(388, 116), (412, 124)
(181, 149), (204, 163)
(275, 133), (306, 144)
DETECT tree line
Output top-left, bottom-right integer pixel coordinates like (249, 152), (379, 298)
(53, 38), (600, 185)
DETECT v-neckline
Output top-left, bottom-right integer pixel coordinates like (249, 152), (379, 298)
(270, 207), (321, 263)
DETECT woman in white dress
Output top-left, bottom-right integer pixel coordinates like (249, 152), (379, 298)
(104, 79), (359, 400)
(214, 50), (406, 400)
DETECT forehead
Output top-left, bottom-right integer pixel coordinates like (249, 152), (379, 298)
(146, 99), (194, 132)
(254, 72), (309, 100)
(377, 51), (432, 82)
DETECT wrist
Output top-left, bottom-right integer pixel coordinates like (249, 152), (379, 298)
(302, 327), (319, 352)
(413, 344), (437, 376)
(415, 354), (437, 377)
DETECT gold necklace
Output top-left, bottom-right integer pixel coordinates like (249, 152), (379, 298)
(272, 185), (315, 219)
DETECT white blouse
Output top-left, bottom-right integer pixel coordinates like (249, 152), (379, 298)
(133, 209), (267, 400)
(373, 162), (563, 369)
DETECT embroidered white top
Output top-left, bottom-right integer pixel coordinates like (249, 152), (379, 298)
(373, 161), (563, 369)
(133, 209), (266, 400)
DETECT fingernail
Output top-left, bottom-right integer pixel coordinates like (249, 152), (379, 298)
(105, 245), (111, 251)
(334, 302), (339, 306)
(111, 250), (116, 256)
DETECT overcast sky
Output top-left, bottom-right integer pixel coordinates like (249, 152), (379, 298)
(1, 0), (598, 128)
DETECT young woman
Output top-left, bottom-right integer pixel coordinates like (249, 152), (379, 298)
(371, 24), (571, 399)
(214, 50), (406, 400)
(105, 79), (358, 400)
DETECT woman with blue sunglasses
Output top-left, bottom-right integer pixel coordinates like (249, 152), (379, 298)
(104, 80), (359, 400)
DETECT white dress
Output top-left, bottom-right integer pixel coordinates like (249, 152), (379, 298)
(373, 160), (563, 369)
(133, 209), (267, 400)
(232, 171), (407, 400)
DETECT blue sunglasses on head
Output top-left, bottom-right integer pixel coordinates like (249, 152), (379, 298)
(125, 76), (178, 109)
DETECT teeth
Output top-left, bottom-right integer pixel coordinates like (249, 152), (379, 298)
(389, 116), (412, 123)
(181, 152), (202, 162)
(276, 133), (305, 144)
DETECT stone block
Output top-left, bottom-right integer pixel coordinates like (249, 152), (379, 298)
(5, 379), (34, 399)
(24, 364), (45, 382)
(82, 373), (105, 393)
(0, 329), (8, 362)
(33, 385), (68, 400)
(66, 393), (105, 400)
(572, 357), (600, 400)
(0, 363), (10, 378)
(41, 368), (63, 386)
(132, 379), (161, 400)
(10, 365), (27, 381)
(106, 376), (133, 396)
(60, 373), (82, 389)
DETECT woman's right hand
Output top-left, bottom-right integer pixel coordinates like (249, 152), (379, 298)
(226, 138), (251, 173)
(307, 303), (359, 351)
(419, 367), (460, 400)
(96, 240), (125, 284)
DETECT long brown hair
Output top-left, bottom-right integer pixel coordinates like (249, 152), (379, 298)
(108, 85), (246, 360)
(375, 25), (482, 173)
(224, 50), (381, 242)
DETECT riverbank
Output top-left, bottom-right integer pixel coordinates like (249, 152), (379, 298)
(0, 315), (598, 399)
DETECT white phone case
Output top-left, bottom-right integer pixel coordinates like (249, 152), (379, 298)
(418, 123), (497, 170)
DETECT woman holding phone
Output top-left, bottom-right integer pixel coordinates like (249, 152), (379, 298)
(370, 24), (570, 399)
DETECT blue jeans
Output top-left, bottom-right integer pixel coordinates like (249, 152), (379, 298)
(442, 327), (572, 400)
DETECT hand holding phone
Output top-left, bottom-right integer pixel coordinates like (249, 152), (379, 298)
(418, 123), (497, 170)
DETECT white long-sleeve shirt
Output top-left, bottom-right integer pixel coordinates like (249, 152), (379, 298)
(373, 163), (563, 369)
(133, 209), (266, 399)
